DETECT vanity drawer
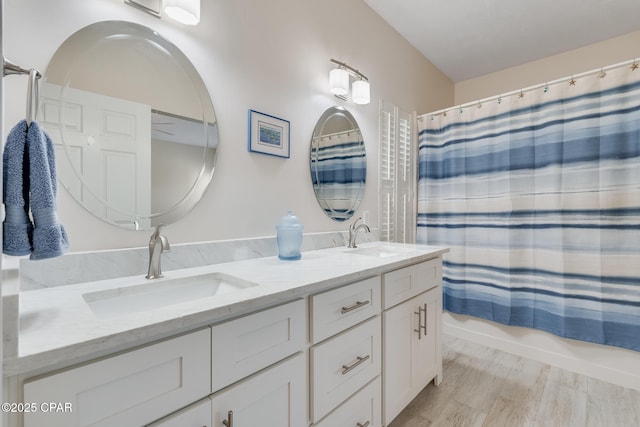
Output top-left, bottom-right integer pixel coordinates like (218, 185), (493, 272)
(23, 328), (211, 427)
(383, 258), (441, 309)
(211, 299), (305, 392)
(313, 377), (381, 427)
(310, 276), (381, 343)
(310, 315), (381, 422)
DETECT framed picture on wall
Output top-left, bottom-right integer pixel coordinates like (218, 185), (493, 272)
(248, 110), (291, 158)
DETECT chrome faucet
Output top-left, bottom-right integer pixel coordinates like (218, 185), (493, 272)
(348, 217), (370, 248)
(146, 225), (170, 279)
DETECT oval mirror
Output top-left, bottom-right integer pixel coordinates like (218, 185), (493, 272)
(40, 21), (218, 230)
(309, 106), (366, 221)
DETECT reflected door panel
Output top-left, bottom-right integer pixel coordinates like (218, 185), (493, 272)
(41, 84), (151, 229)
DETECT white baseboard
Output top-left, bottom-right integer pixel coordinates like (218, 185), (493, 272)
(443, 312), (640, 391)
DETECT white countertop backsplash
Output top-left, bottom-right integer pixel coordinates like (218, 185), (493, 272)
(18, 231), (371, 291)
(5, 233), (447, 378)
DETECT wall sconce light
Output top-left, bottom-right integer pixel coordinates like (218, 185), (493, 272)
(329, 68), (349, 96)
(124, 0), (200, 26)
(329, 59), (370, 105)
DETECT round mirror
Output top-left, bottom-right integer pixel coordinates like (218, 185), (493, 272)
(309, 106), (366, 221)
(40, 21), (218, 230)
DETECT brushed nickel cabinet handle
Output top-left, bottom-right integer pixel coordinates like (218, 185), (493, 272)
(357, 421), (371, 427)
(423, 303), (428, 337)
(222, 410), (233, 427)
(414, 305), (426, 339)
(341, 354), (370, 375)
(341, 300), (370, 314)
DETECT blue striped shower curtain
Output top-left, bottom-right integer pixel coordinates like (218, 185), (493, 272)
(417, 64), (640, 352)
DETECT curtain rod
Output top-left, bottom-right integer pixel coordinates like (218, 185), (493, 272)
(311, 128), (358, 140)
(421, 58), (639, 119)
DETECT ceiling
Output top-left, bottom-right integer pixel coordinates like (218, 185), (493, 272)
(363, 0), (640, 82)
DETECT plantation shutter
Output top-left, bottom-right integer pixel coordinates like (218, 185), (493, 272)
(379, 100), (416, 243)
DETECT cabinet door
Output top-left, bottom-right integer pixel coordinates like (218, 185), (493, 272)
(210, 353), (306, 427)
(146, 398), (211, 427)
(412, 287), (441, 390)
(382, 288), (441, 425)
(24, 328), (210, 427)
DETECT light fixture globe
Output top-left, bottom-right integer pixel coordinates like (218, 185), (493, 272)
(329, 68), (349, 96)
(164, 0), (200, 25)
(352, 79), (370, 105)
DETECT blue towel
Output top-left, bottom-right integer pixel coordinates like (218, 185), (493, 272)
(2, 120), (69, 259)
(26, 122), (69, 260)
(2, 120), (33, 256)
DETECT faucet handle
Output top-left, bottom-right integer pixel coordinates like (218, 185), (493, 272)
(149, 225), (162, 242)
(149, 225), (170, 251)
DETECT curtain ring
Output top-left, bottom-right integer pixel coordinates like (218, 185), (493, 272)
(599, 67), (606, 78)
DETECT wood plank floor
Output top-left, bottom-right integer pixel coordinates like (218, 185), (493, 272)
(389, 335), (640, 427)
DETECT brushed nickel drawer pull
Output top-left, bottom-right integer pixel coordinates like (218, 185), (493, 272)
(414, 305), (426, 339)
(341, 300), (370, 314)
(423, 303), (428, 337)
(222, 410), (233, 427)
(356, 422), (371, 427)
(341, 354), (370, 375)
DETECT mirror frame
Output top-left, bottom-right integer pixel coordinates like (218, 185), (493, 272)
(41, 20), (218, 230)
(309, 106), (366, 222)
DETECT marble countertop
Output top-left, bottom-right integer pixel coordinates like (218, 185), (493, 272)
(4, 242), (448, 377)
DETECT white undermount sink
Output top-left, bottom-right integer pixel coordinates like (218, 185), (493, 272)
(344, 245), (414, 258)
(82, 272), (258, 318)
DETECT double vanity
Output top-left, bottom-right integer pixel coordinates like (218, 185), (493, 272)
(3, 241), (447, 427)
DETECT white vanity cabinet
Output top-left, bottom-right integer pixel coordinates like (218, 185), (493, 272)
(381, 260), (443, 425)
(23, 328), (211, 427)
(10, 245), (447, 427)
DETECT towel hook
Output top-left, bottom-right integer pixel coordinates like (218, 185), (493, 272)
(26, 69), (40, 126)
(3, 56), (41, 126)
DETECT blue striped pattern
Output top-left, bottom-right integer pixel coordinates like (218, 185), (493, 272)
(311, 137), (366, 222)
(417, 69), (640, 352)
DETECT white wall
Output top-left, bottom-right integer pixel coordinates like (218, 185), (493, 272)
(448, 33), (640, 391)
(2, 0), (452, 252)
(455, 30), (640, 104)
